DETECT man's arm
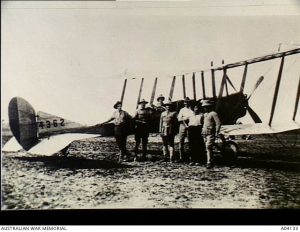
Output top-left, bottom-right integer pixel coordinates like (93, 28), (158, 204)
(177, 109), (184, 122)
(159, 113), (163, 133)
(213, 112), (222, 136)
(101, 114), (115, 125)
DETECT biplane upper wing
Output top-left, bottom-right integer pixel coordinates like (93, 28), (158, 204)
(221, 122), (300, 136)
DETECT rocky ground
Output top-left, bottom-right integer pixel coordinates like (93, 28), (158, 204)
(1, 133), (300, 209)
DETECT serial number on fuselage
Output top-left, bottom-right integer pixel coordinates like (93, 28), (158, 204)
(37, 119), (65, 129)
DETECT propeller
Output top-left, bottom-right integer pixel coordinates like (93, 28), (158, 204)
(245, 76), (264, 123)
(245, 103), (262, 123)
(247, 76), (264, 100)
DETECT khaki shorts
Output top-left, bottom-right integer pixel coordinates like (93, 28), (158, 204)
(203, 134), (215, 149)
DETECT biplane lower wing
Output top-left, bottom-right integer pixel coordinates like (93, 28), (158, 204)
(28, 133), (100, 156)
(3, 133), (100, 156)
(221, 122), (300, 136)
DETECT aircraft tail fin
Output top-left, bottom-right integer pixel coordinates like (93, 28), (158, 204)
(8, 97), (39, 151)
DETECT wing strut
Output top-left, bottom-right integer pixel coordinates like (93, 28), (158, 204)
(211, 62), (216, 98)
(222, 60), (229, 96)
(192, 72), (197, 100)
(169, 76), (176, 101)
(120, 79), (127, 104)
(150, 77), (158, 106)
(136, 78), (144, 109)
(292, 74), (300, 121)
(216, 68), (227, 111)
(240, 63), (248, 93)
(201, 71), (206, 99)
(269, 55), (285, 126)
(182, 75), (186, 99)
(226, 74), (237, 92)
(225, 78), (229, 96)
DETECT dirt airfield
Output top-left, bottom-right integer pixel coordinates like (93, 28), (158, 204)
(1, 133), (300, 209)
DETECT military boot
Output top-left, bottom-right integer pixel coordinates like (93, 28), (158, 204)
(178, 149), (184, 163)
(169, 147), (175, 163)
(163, 146), (168, 162)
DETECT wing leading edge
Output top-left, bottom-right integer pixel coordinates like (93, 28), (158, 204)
(221, 122), (300, 136)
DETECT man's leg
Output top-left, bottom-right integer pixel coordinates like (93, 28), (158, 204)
(205, 134), (215, 168)
(188, 127), (195, 163)
(168, 135), (175, 162)
(178, 125), (186, 161)
(142, 135), (148, 159)
(114, 126), (123, 161)
(161, 136), (169, 161)
(199, 135), (206, 164)
(134, 134), (141, 160)
(120, 135), (129, 161)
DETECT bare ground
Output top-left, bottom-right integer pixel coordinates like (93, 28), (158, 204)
(1, 134), (300, 209)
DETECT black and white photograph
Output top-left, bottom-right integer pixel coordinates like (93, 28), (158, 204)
(1, 0), (300, 211)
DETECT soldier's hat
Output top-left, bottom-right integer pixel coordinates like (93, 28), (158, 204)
(157, 94), (165, 101)
(138, 99), (149, 104)
(164, 100), (172, 106)
(113, 101), (122, 109)
(183, 97), (191, 102)
(201, 99), (214, 107)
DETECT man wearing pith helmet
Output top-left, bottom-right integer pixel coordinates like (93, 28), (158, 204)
(133, 99), (152, 161)
(201, 99), (221, 169)
(156, 94), (166, 112)
(101, 101), (132, 162)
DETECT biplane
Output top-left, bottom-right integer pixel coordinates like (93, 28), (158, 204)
(2, 48), (300, 158)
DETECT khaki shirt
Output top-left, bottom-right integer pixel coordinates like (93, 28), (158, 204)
(160, 111), (177, 136)
(202, 111), (221, 135)
(133, 109), (151, 124)
(110, 110), (131, 126)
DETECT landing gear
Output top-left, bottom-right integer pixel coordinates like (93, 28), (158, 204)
(214, 134), (239, 163)
(221, 140), (239, 162)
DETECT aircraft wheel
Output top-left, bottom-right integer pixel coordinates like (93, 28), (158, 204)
(222, 141), (239, 162)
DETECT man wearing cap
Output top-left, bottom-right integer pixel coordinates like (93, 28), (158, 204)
(177, 97), (194, 162)
(159, 100), (177, 162)
(101, 101), (132, 162)
(201, 99), (221, 168)
(133, 99), (152, 161)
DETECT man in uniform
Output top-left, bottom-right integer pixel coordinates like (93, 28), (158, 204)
(201, 99), (221, 168)
(159, 100), (177, 162)
(101, 101), (132, 162)
(177, 97), (194, 162)
(187, 104), (205, 165)
(133, 99), (152, 161)
(150, 94), (166, 133)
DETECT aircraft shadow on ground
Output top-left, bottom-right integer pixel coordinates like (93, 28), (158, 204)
(220, 156), (300, 172)
(14, 156), (131, 170)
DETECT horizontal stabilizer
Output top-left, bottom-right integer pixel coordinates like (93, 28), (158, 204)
(2, 137), (23, 152)
(28, 133), (100, 156)
(221, 122), (300, 136)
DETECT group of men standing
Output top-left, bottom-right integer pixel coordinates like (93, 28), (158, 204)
(101, 94), (221, 169)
